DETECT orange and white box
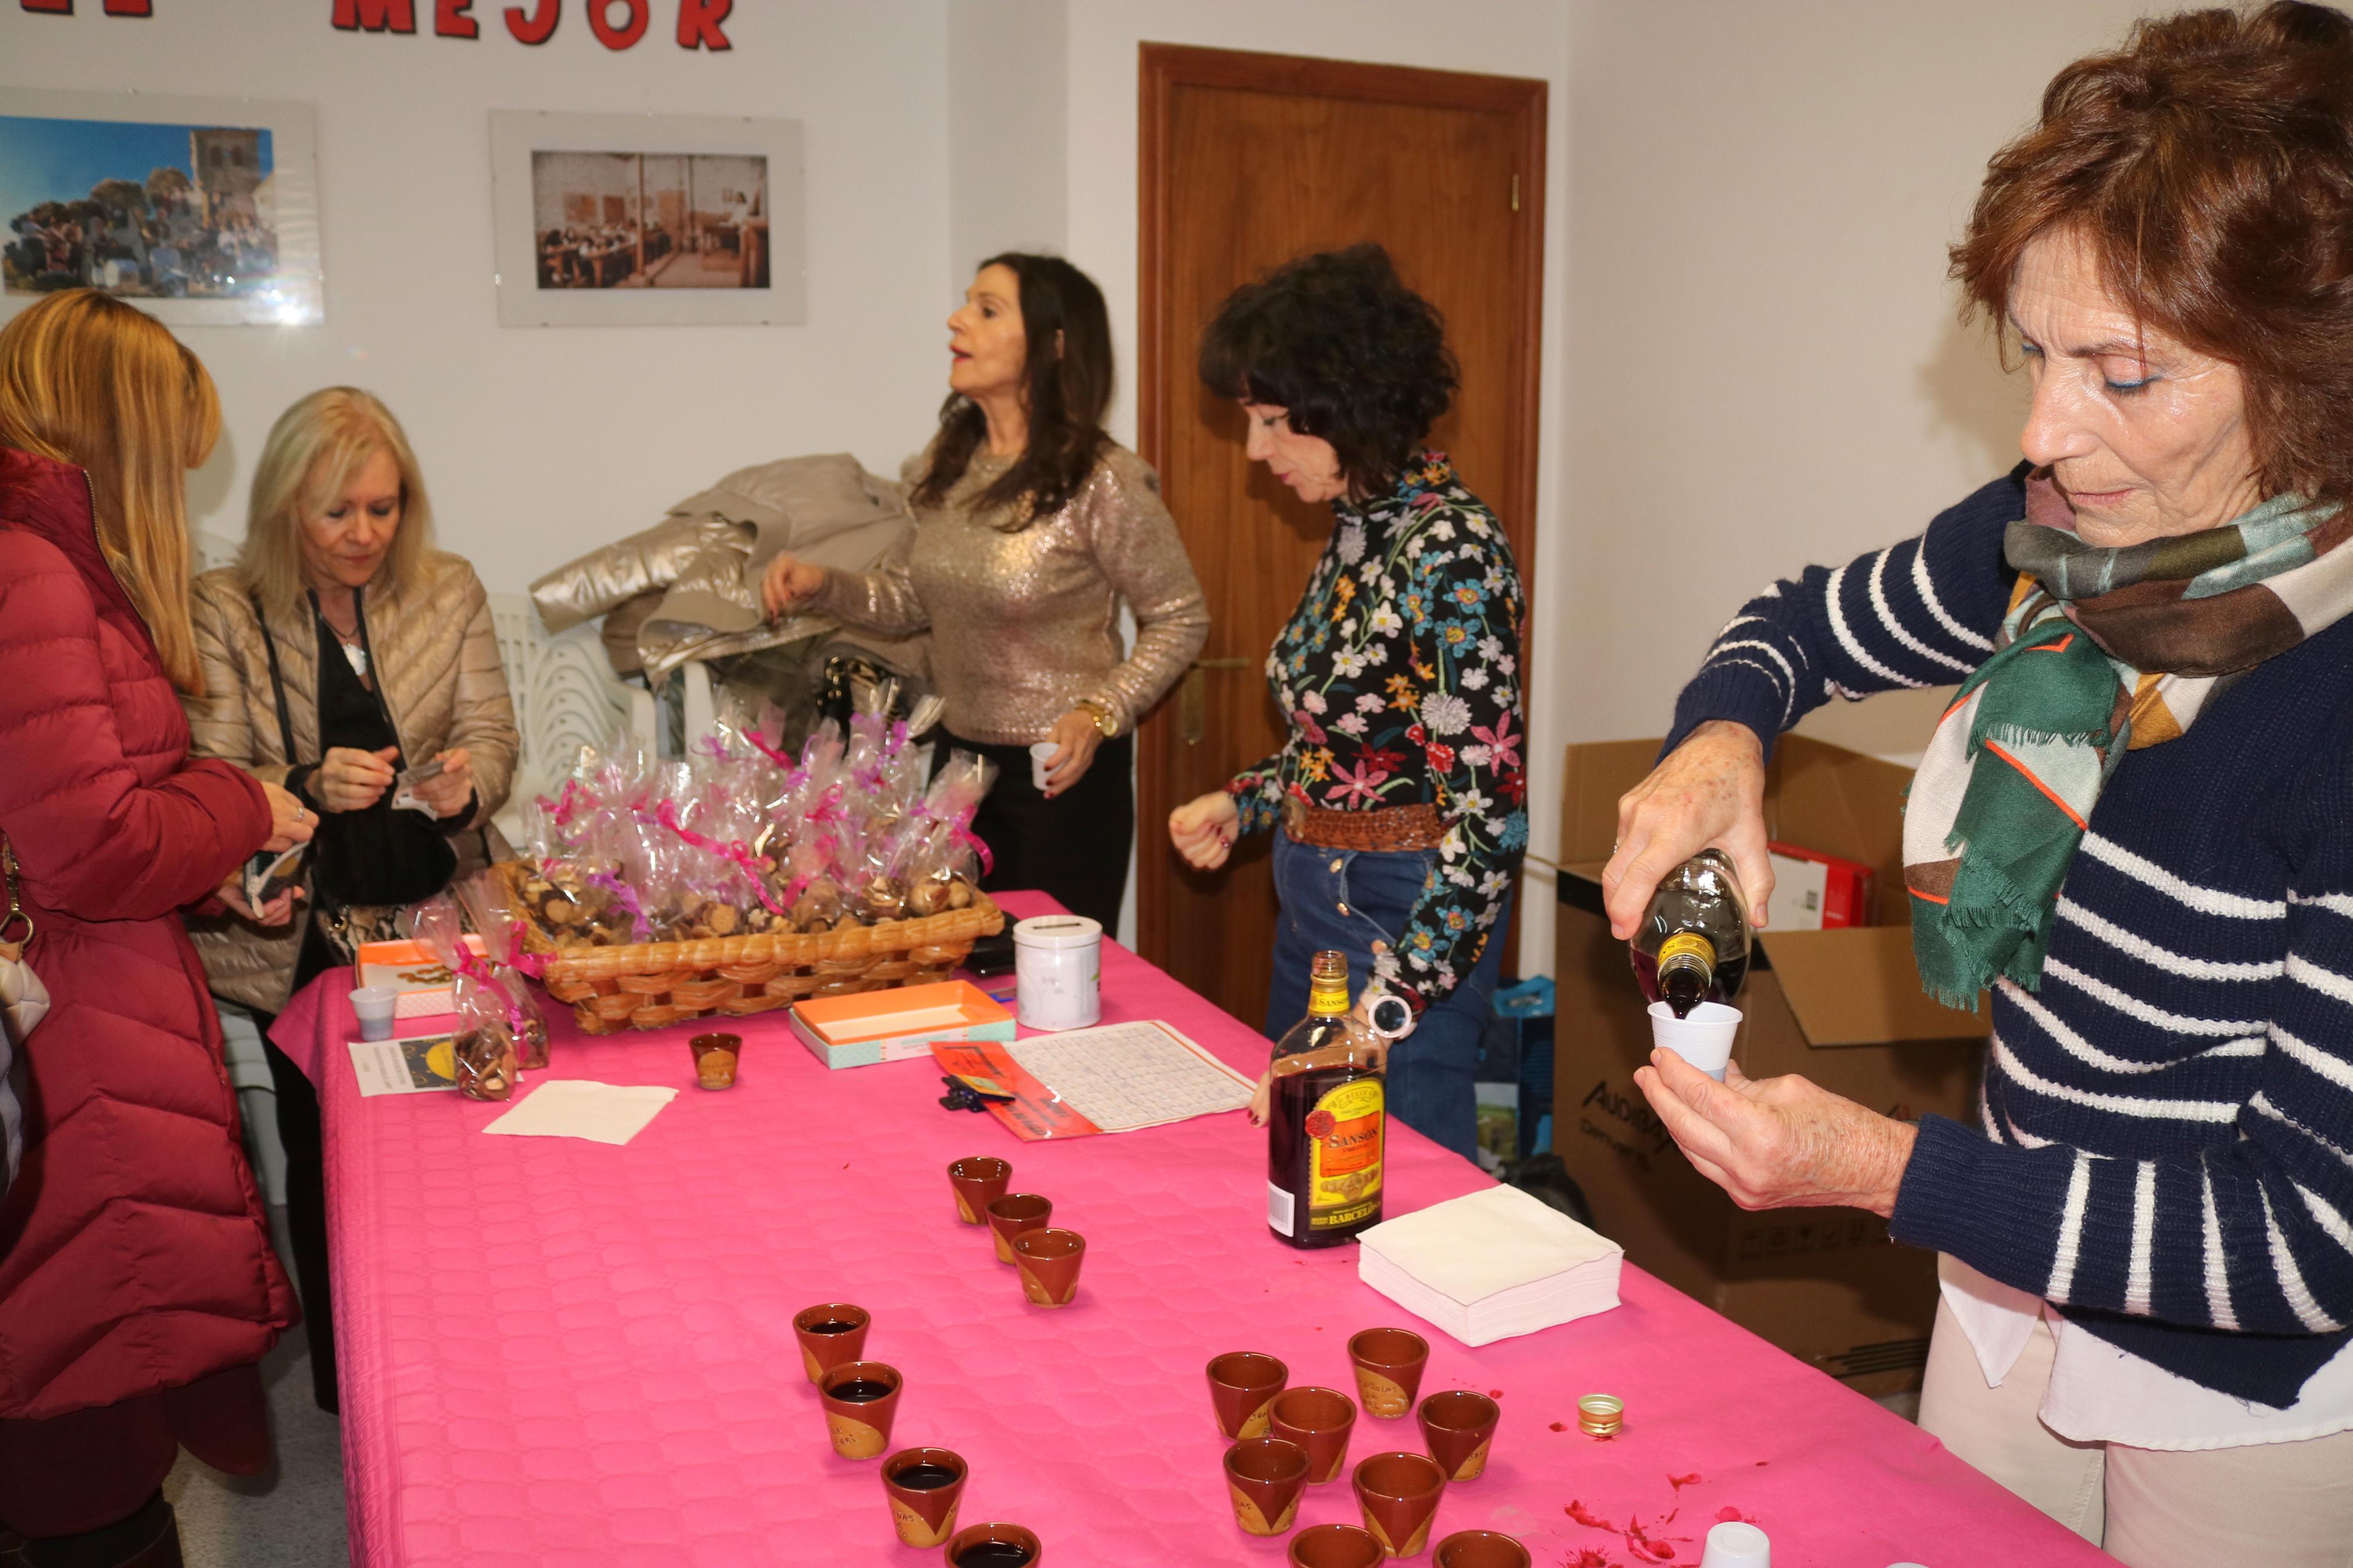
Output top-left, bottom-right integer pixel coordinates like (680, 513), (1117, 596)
(354, 936), (487, 1019)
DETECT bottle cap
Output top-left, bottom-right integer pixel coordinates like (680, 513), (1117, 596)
(1575, 1393), (1623, 1436)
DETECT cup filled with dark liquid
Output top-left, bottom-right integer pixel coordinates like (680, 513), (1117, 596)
(946, 1521), (1042, 1565)
(817, 1360), (903, 1459)
(948, 1156), (1013, 1225)
(881, 1446), (968, 1549)
(688, 1031), (741, 1090)
(985, 1193), (1053, 1264)
(790, 1302), (870, 1385)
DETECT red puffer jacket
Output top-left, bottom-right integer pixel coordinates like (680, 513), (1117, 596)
(0, 448), (294, 1420)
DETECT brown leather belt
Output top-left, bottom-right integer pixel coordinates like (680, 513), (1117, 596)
(1280, 796), (1448, 852)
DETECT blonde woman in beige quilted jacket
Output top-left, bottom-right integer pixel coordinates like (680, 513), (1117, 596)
(180, 386), (517, 1412)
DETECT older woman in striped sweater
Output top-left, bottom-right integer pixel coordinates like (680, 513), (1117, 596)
(1603, 8), (2353, 1565)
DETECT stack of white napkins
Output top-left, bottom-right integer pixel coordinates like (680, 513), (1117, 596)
(1356, 1185), (1623, 1346)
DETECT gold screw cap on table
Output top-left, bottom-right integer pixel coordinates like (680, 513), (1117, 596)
(1576, 1394), (1623, 1437)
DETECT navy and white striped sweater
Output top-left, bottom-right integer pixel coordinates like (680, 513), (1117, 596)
(1667, 467), (2353, 1408)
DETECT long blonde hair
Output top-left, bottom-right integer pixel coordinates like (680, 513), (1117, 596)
(0, 290), (219, 694)
(241, 387), (434, 620)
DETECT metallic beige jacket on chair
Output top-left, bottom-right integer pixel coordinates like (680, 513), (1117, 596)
(180, 552), (520, 1012)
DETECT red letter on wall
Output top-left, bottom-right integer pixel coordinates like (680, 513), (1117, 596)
(504, 0), (555, 43)
(585, 0), (645, 50)
(21, 1), (75, 14)
(435, 0), (478, 36)
(103, 0), (154, 13)
(332, 0), (418, 32)
(676, 0), (729, 50)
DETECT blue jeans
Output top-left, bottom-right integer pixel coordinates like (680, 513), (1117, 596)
(1264, 829), (1509, 1161)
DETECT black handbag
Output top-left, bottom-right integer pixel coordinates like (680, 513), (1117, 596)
(253, 592), (456, 911)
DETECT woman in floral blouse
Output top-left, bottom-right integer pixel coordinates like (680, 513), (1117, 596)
(1170, 245), (1527, 1158)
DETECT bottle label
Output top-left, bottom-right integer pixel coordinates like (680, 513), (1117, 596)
(1657, 930), (1715, 972)
(1268, 1180), (1296, 1238)
(1306, 1078), (1383, 1229)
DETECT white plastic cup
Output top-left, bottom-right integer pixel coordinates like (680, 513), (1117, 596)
(1648, 1000), (1741, 1082)
(1013, 914), (1102, 1032)
(350, 985), (399, 1042)
(1029, 741), (1059, 793)
(1699, 1521), (1770, 1568)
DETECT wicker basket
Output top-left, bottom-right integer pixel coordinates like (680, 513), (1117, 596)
(507, 873), (1004, 1034)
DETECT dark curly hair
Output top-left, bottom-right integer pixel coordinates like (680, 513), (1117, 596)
(911, 253), (1112, 530)
(1952, 1), (2353, 508)
(1197, 244), (1458, 499)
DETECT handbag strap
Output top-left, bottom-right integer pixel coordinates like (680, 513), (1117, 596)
(0, 838), (30, 948)
(251, 590), (302, 766)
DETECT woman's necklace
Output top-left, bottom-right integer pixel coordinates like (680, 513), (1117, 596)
(318, 598), (368, 681)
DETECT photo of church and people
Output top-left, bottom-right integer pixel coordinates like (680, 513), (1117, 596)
(0, 114), (281, 301)
(530, 150), (770, 290)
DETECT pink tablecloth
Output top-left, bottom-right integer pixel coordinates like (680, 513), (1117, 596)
(275, 893), (2113, 1567)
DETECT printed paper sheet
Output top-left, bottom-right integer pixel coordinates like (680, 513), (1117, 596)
(931, 1020), (1255, 1140)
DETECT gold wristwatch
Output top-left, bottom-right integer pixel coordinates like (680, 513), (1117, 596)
(1074, 698), (1119, 738)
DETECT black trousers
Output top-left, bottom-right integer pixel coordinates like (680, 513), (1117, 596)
(943, 731), (1133, 931)
(246, 921), (342, 1415)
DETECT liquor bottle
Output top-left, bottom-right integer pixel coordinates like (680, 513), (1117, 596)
(1267, 950), (1387, 1249)
(1630, 848), (1752, 1018)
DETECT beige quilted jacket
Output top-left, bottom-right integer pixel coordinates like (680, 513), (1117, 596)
(180, 552), (519, 1011)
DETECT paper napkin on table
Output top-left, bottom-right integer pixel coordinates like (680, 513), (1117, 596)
(481, 1080), (677, 1146)
(1356, 1184), (1623, 1347)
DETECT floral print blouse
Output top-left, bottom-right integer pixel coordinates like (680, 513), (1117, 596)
(1227, 453), (1528, 1013)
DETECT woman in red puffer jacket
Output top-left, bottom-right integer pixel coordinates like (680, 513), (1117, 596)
(0, 290), (315, 1568)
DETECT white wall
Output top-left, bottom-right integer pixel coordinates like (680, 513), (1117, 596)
(946, 0), (1068, 292)
(1559, 0), (2154, 771)
(0, 0), (953, 598)
(1060, 0), (1574, 975)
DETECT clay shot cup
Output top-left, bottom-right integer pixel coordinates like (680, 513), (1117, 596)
(985, 1193), (1053, 1264)
(1353, 1450), (1447, 1559)
(1416, 1389), (1500, 1482)
(881, 1446), (969, 1549)
(1224, 1436), (1311, 1537)
(1291, 1523), (1387, 1568)
(1010, 1227), (1085, 1307)
(949, 1155), (1013, 1225)
(790, 1302), (871, 1385)
(1348, 1327), (1431, 1420)
(1205, 1351), (1289, 1440)
(688, 1030), (742, 1090)
(1435, 1531), (1531, 1568)
(817, 1360), (903, 1460)
(1270, 1385), (1358, 1484)
(947, 1521), (1043, 1565)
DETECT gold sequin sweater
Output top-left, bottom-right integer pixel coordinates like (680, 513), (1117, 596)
(812, 444), (1208, 745)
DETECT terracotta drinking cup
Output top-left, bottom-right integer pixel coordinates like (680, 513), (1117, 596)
(1416, 1389), (1500, 1481)
(790, 1302), (871, 1385)
(985, 1193), (1053, 1264)
(1010, 1228), (1085, 1307)
(1204, 1351), (1289, 1440)
(881, 1446), (968, 1549)
(946, 1521), (1043, 1565)
(688, 1031), (741, 1090)
(817, 1360), (903, 1459)
(1434, 1531), (1531, 1568)
(1290, 1523), (1386, 1568)
(1223, 1436), (1311, 1537)
(948, 1155), (1013, 1224)
(1353, 1450), (1447, 1558)
(1270, 1385), (1358, 1484)
(1348, 1328), (1430, 1419)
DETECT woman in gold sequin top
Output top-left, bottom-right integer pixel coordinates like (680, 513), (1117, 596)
(762, 254), (1207, 929)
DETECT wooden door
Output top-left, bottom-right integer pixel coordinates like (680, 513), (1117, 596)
(1137, 45), (1546, 1027)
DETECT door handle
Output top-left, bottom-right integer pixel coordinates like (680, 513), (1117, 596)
(1179, 656), (1257, 747)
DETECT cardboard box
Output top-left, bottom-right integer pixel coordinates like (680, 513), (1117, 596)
(789, 980), (1016, 1069)
(354, 936), (487, 1019)
(1552, 736), (1988, 1394)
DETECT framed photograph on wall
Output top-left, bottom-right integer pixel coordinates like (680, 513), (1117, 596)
(489, 111), (805, 328)
(0, 90), (323, 328)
